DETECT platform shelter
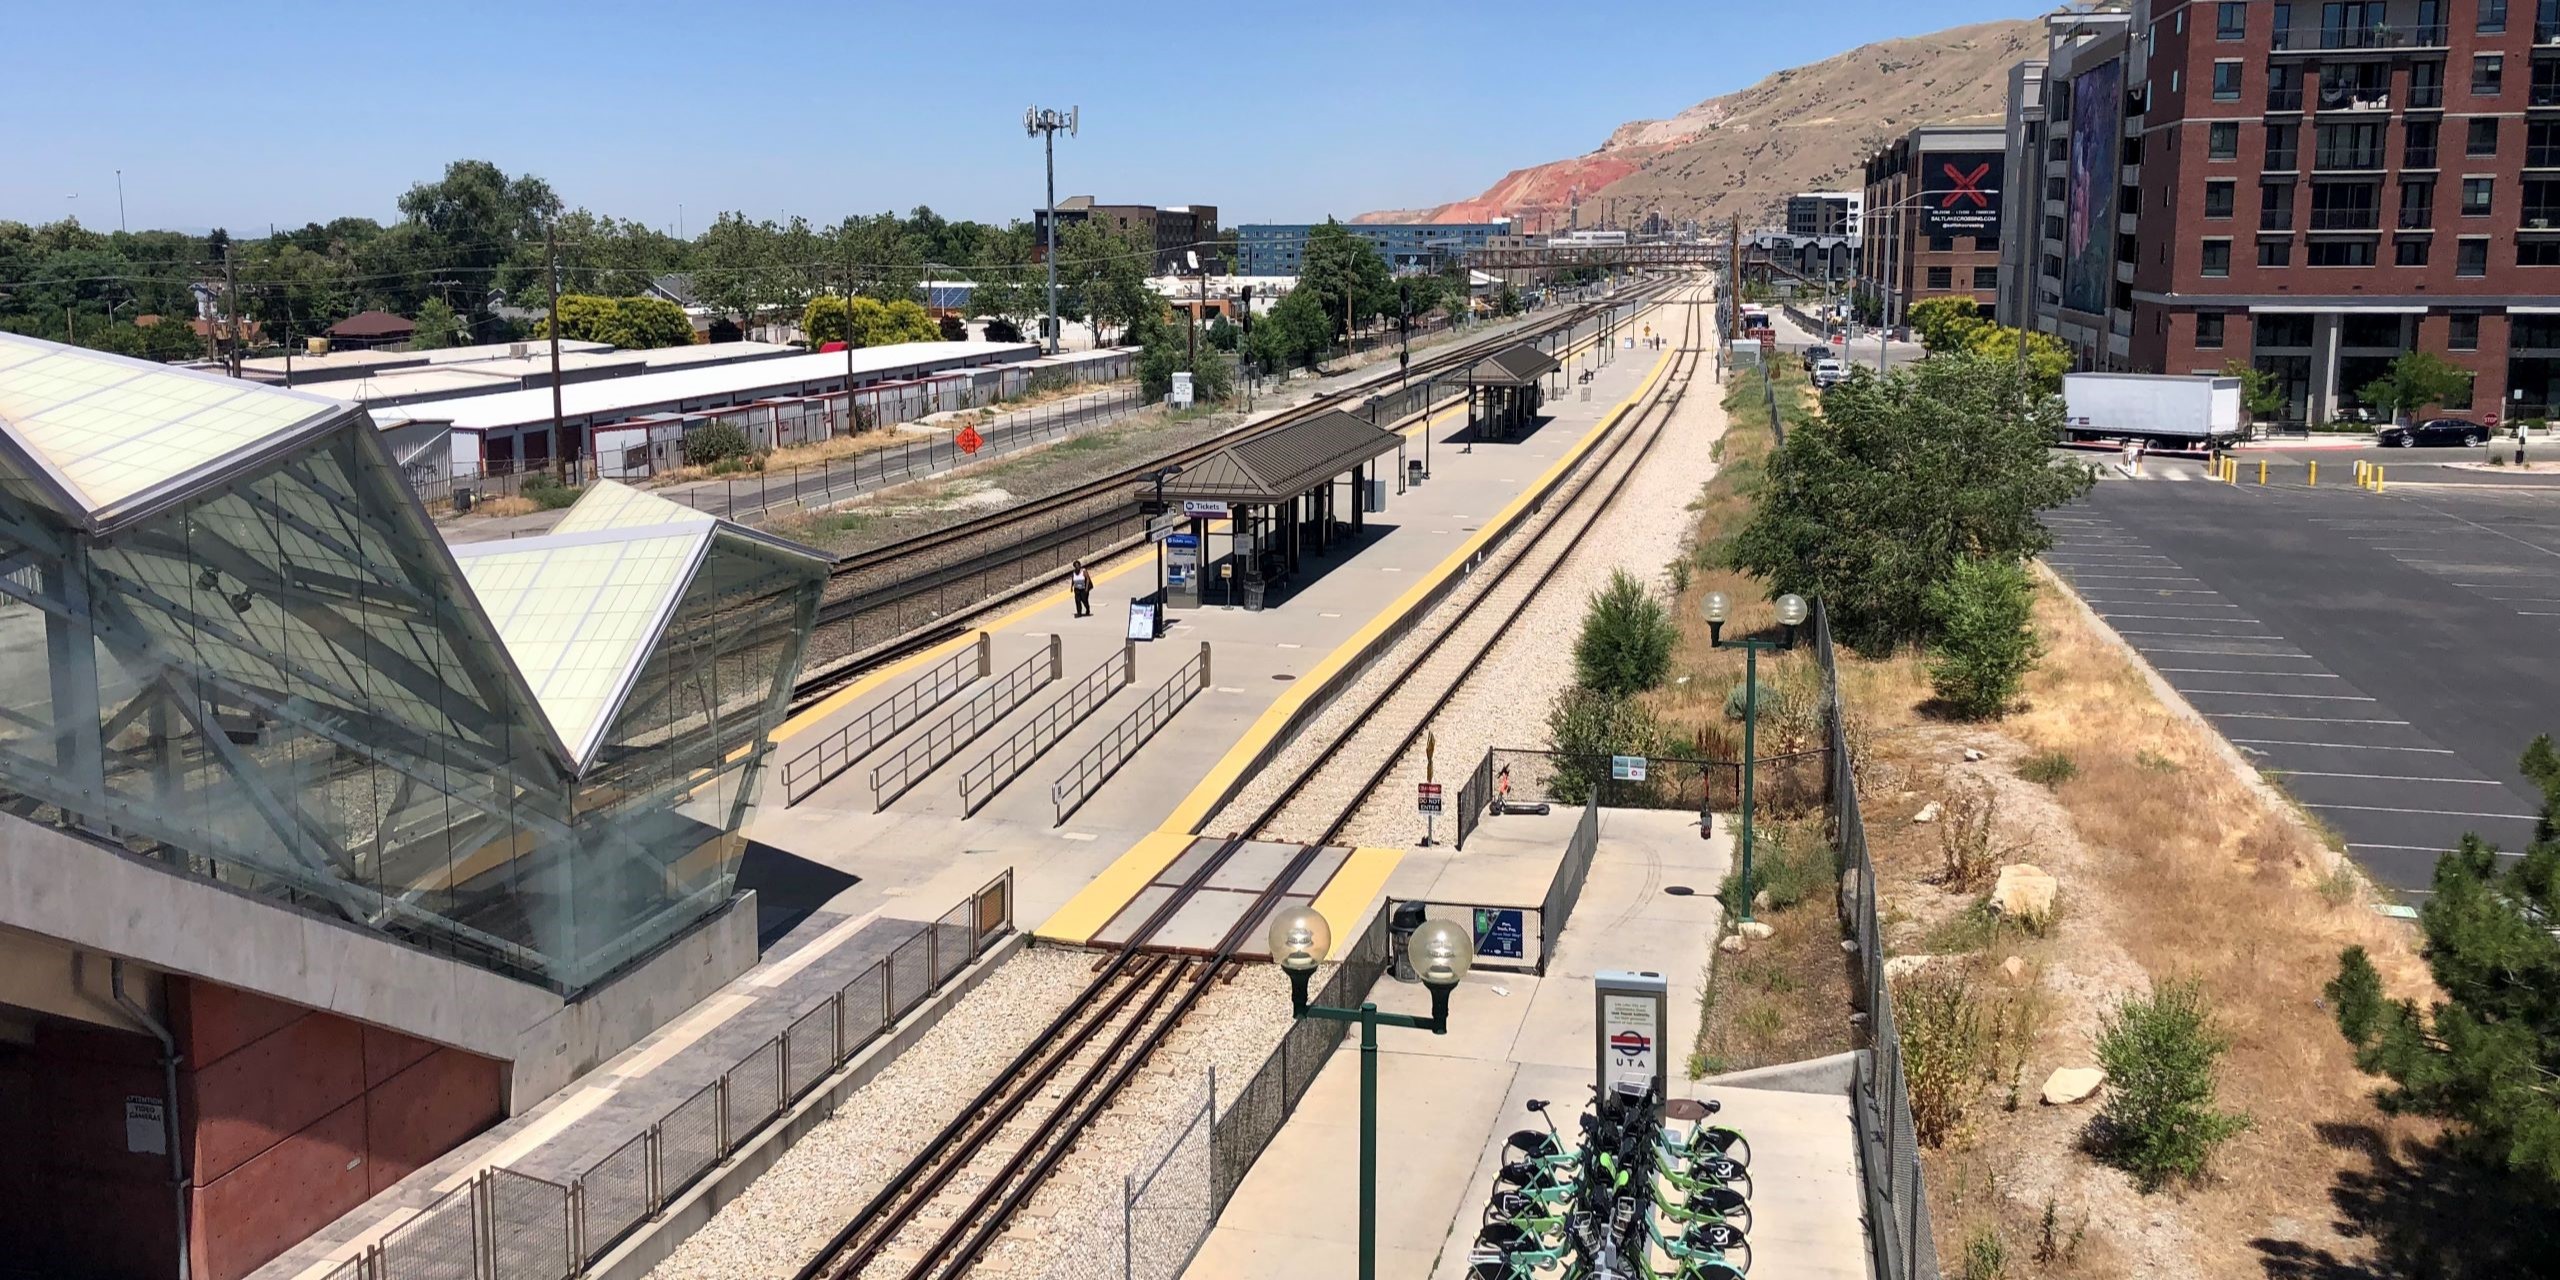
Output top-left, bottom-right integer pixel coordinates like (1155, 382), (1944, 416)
(1464, 343), (1563, 441)
(1156, 409), (1400, 609)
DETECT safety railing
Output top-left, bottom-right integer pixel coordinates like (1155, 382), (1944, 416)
(1051, 642), (1211, 825)
(782, 634), (992, 806)
(1453, 750), (1495, 849)
(869, 638), (1061, 810)
(333, 872), (1012, 1280)
(959, 644), (1131, 816)
(1539, 793), (1602, 967)
(1208, 910), (1392, 1217)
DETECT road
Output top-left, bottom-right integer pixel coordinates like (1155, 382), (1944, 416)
(2048, 470), (2560, 898)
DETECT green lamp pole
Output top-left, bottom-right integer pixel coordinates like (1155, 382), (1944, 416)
(1268, 907), (1475, 1280)
(1702, 591), (1809, 923)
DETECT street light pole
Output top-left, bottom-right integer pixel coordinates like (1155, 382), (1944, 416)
(1025, 106), (1078, 355)
(1703, 592), (1807, 923)
(1268, 909), (1473, 1280)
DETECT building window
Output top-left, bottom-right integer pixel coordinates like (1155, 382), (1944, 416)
(1975, 233), (2001, 252)
(2203, 238), (2234, 275)
(1927, 266), (1954, 289)
(2316, 121), (2387, 170)
(2474, 55), (2504, 96)
(2219, 1), (2249, 37)
(2262, 181), (2298, 229)
(2313, 181), (2383, 229)
(2401, 179), (2436, 227)
(2260, 236), (2295, 265)
(1974, 266), (2001, 289)
(2469, 118), (2501, 156)
(2527, 176), (2560, 225)
(2479, 0), (2507, 32)
(2198, 312), (2228, 347)
(2047, 176), (2066, 201)
(2464, 177), (2496, 215)
(2208, 122), (2241, 159)
(2213, 61), (2245, 100)
(2258, 314), (2314, 347)
(2522, 239), (2560, 265)
(2412, 60), (2446, 108)
(2307, 237), (2378, 265)
(1929, 233), (1955, 252)
(2405, 120), (2440, 168)
(2396, 234), (2433, 264)
(2458, 237), (2490, 274)
(2451, 313), (2481, 349)
(2529, 121), (2560, 169)
(2267, 123), (2301, 169)
(2207, 180), (2238, 218)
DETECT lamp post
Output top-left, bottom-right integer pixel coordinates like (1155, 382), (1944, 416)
(1704, 591), (1808, 923)
(1268, 907), (1473, 1280)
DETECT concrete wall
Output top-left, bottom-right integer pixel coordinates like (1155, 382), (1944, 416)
(504, 893), (759, 1106)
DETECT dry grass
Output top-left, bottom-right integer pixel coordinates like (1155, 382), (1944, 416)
(470, 495), (539, 518)
(1846, 572), (2441, 1277)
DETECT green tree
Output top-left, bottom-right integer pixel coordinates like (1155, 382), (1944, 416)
(2358, 350), (2474, 423)
(396, 159), (559, 324)
(2329, 735), (2560, 1188)
(411, 297), (463, 350)
(802, 295), (941, 348)
(1056, 221), (1154, 346)
(693, 212), (796, 335)
(1298, 220), (1391, 341)
(1923, 555), (2039, 719)
(1963, 325), (2072, 396)
(1908, 296), (1989, 353)
(1729, 353), (2095, 651)
(2095, 980), (2251, 1191)
(539, 294), (693, 349)
(2223, 359), (2289, 423)
(1573, 570), (1677, 697)
(1250, 286), (1333, 373)
(1497, 284), (1523, 317)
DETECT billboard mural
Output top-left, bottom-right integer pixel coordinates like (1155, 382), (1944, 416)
(2063, 59), (2123, 316)
(1920, 151), (2005, 235)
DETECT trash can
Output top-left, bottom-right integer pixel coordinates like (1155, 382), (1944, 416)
(453, 487), (475, 515)
(1407, 458), (1424, 486)
(1388, 900), (1430, 983)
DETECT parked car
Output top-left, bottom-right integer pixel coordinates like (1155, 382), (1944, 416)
(2376, 417), (2489, 447)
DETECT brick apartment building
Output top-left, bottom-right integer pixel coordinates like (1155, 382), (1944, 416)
(1860, 125), (2010, 330)
(2009, 0), (2560, 425)
(1031, 197), (1220, 273)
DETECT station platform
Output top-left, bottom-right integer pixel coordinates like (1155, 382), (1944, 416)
(742, 299), (1685, 959)
(1183, 808), (1870, 1280)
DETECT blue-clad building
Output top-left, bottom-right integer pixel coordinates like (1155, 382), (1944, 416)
(1238, 220), (1513, 276)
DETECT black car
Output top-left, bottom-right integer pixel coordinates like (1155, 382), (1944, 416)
(2376, 417), (2489, 447)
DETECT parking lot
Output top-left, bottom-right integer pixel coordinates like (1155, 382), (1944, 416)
(2046, 470), (2560, 898)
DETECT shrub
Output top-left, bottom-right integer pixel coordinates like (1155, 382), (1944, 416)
(938, 313), (967, 341)
(680, 421), (753, 467)
(1926, 556), (2039, 719)
(2093, 979), (2251, 1190)
(1939, 780), (2015, 890)
(1547, 687), (1663, 801)
(1717, 818), (1836, 916)
(1898, 967), (1990, 1147)
(1960, 1225), (2008, 1280)
(1574, 570), (1677, 697)
(2016, 750), (2077, 786)
(519, 472), (583, 510)
(984, 316), (1025, 344)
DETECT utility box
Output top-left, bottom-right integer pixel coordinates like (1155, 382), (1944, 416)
(1594, 970), (1669, 1101)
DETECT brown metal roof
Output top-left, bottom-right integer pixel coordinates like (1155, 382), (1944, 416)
(1159, 410), (1401, 504)
(1464, 343), (1562, 387)
(327, 309), (416, 338)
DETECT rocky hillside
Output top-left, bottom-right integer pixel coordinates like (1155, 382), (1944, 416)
(1357, 18), (2039, 232)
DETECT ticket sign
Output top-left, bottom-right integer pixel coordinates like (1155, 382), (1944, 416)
(1595, 970), (1669, 1099)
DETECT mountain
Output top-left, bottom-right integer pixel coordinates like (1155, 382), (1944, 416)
(1356, 18), (2040, 232)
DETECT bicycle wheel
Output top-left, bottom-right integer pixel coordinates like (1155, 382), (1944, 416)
(1507, 1128), (1564, 1160)
(1686, 1185), (1751, 1235)
(1685, 1221), (1750, 1274)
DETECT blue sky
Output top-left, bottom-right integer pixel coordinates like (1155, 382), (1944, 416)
(8, 1), (2043, 234)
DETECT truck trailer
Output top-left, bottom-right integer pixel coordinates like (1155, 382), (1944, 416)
(2060, 373), (2245, 452)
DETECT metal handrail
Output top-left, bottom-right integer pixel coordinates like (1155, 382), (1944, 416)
(869, 639), (1061, 810)
(781, 634), (990, 805)
(959, 644), (1130, 816)
(1050, 643), (1210, 825)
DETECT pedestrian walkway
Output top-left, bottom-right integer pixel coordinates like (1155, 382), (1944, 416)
(1182, 809), (1868, 1280)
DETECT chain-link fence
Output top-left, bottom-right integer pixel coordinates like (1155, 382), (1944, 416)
(1818, 602), (1941, 1280)
(326, 872), (1012, 1280)
(1465, 747), (1830, 832)
(1209, 911), (1393, 1216)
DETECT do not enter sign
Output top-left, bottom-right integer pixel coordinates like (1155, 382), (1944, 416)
(955, 425), (984, 455)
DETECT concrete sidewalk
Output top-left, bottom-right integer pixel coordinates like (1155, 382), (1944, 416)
(1183, 809), (1869, 1280)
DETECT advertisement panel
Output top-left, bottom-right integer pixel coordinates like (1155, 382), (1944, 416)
(1919, 151), (2006, 235)
(2064, 59), (2124, 316)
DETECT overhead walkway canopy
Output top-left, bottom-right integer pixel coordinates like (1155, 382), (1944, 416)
(0, 332), (828, 992)
(1157, 410), (1401, 608)
(1463, 344), (1562, 441)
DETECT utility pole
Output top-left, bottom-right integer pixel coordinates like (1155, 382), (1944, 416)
(1026, 106), (1078, 355)
(222, 244), (241, 378)
(843, 258), (859, 432)
(547, 219), (568, 483)
(115, 170), (126, 235)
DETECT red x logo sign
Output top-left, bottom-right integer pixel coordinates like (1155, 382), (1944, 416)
(1937, 162), (1994, 209)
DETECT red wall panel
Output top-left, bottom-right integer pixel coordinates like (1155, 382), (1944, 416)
(185, 1010), (366, 1185)
(363, 1048), (505, 1195)
(188, 1097), (370, 1280)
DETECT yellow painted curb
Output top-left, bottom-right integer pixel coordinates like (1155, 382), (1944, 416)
(1310, 846), (1404, 959)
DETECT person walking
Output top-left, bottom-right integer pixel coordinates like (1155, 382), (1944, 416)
(1069, 560), (1093, 618)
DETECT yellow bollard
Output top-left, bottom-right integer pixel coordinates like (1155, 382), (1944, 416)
(2309, 459), (2318, 486)
(2258, 458), (2268, 485)
(2376, 465), (2386, 493)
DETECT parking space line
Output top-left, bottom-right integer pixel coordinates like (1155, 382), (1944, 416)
(2207, 712), (2411, 724)
(2307, 802), (2538, 820)
(2115, 630), (2306, 642)
(2089, 601), (2242, 608)
(2098, 613), (2273, 624)
(2278, 771), (2505, 785)
(2229, 738), (2452, 753)
(2155, 667), (2339, 676)
(2073, 588), (2224, 596)
(2184, 689), (2377, 700)
(2142, 648), (2321, 658)
(2350, 842), (2519, 859)
(2058, 573), (2206, 582)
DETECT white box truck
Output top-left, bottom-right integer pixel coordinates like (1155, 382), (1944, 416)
(2061, 373), (2245, 452)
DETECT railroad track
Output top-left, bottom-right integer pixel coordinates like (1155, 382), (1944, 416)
(785, 280), (1708, 1280)
(1233, 281), (1711, 846)
(788, 279), (1680, 707)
